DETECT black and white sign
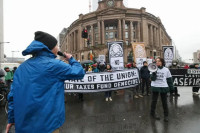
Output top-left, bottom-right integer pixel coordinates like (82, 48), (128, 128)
(99, 55), (105, 64)
(170, 69), (200, 87)
(65, 69), (140, 93)
(163, 46), (174, 68)
(108, 41), (124, 71)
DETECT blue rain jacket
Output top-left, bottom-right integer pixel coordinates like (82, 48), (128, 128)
(7, 40), (85, 133)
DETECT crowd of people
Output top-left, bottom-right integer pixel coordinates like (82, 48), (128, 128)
(0, 66), (17, 90)
(1, 31), (199, 132)
(79, 59), (200, 102)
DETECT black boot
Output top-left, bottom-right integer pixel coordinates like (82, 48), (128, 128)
(175, 93), (180, 97)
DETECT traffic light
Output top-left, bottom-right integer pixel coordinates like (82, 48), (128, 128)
(87, 38), (90, 45)
(82, 29), (88, 38)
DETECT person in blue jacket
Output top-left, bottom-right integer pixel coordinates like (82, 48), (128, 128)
(6, 31), (85, 133)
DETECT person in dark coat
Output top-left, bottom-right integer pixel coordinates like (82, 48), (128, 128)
(192, 63), (200, 95)
(140, 61), (150, 96)
(131, 62), (143, 98)
(104, 64), (113, 101)
(169, 60), (180, 96)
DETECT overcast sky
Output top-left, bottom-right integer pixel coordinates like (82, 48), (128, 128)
(3, 0), (200, 62)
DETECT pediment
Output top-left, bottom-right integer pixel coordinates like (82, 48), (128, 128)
(96, 8), (127, 16)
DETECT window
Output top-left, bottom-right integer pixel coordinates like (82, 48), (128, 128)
(125, 32), (129, 39)
(133, 24), (136, 30)
(126, 41), (129, 45)
(115, 32), (117, 38)
(109, 32), (114, 39)
(106, 32), (109, 39)
(109, 26), (114, 30)
(95, 27), (98, 32)
(95, 34), (98, 40)
(125, 24), (129, 30)
(133, 31), (136, 39)
(87, 28), (91, 33)
(150, 51), (153, 57)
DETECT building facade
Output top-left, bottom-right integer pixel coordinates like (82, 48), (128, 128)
(60, 0), (172, 63)
(193, 50), (200, 63)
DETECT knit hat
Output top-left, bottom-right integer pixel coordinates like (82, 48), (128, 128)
(34, 31), (57, 50)
(4, 67), (9, 70)
(93, 64), (97, 67)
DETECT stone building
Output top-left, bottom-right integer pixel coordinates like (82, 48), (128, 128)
(193, 50), (200, 63)
(60, 0), (172, 63)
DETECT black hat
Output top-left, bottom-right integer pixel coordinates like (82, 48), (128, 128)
(34, 31), (57, 50)
(143, 61), (147, 64)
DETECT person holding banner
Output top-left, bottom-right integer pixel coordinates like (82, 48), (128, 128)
(169, 60), (180, 97)
(192, 63), (200, 95)
(131, 62), (143, 98)
(150, 57), (174, 122)
(140, 61), (150, 96)
(92, 64), (99, 73)
(104, 64), (113, 101)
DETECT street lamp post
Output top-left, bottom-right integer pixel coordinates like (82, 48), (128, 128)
(0, 42), (10, 68)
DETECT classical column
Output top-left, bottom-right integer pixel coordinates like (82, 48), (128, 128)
(156, 28), (159, 46)
(137, 22), (141, 42)
(141, 17), (148, 44)
(101, 20), (105, 44)
(130, 21), (133, 43)
(78, 25), (82, 51)
(118, 19), (122, 40)
(122, 19), (126, 42)
(98, 21), (101, 44)
(90, 25), (94, 46)
(74, 31), (76, 51)
(150, 25), (153, 46)
(153, 27), (156, 47)
(158, 25), (161, 47)
(69, 34), (71, 53)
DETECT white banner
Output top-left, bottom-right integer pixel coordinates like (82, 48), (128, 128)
(163, 46), (174, 67)
(99, 55), (105, 64)
(136, 58), (147, 69)
(65, 69), (140, 93)
(108, 41), (124, 71)
(147, 59), (153, 64)
(132, 43), (147, 69)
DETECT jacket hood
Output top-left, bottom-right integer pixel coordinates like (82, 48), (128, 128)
(22, 40), (56, 58)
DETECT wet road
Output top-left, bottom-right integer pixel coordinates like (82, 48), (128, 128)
(0, 87), (200, 133)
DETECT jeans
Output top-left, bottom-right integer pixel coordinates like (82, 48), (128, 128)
(105, 91), (112, 98)
(133, 85), (139, 95)
(151, 92), (168, 116)
(142, 78), (149, 94)
(5, 80), (12, 90)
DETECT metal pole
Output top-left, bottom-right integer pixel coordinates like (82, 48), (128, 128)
(0, 42), (10, 68)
